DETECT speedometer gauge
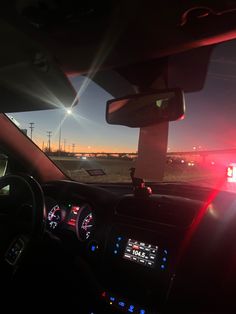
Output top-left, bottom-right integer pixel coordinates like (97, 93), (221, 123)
(47, 204), (61, 229)
(76, 204), (95, 241)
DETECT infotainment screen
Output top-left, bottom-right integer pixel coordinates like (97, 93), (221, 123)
(123, 239), (158, 268)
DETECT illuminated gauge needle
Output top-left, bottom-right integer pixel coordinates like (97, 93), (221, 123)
(82, 224), (93, 230)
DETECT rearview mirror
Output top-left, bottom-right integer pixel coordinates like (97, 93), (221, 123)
(106, 88), (185, 127)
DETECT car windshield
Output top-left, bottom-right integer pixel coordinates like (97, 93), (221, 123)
(7, 40), (236, 190)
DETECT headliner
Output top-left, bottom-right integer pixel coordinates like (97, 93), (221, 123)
(1, 0), (236, 73)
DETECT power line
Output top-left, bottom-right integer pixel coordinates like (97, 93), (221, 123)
(47, 131), (52, 152)
(29, 122), (35, 140)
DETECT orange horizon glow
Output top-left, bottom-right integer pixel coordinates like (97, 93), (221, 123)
(33, 140), (136, 153)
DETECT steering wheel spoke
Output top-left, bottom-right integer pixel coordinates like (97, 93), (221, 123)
(0, 174), (45, 275)
(5, 235), (29, 266)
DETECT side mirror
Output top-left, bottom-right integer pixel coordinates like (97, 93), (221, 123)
(106, 88), (185, 127)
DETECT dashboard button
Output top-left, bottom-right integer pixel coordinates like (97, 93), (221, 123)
(128, 305), (135, 312)
(118, 301), (126, 308)
(88, 241), (99, 253)
(139, 259), (146, 265)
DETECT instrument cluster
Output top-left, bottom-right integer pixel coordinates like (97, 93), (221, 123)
(45, 197), (95, 241)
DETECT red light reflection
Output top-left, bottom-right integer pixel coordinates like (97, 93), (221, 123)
(177, 176), (226, 264)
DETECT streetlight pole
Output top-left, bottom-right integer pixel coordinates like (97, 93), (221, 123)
(58, 123), (62, 153)
(29, 122), (34, 140)
(58, 108), (72, 154)
(47, 131), (52, 152)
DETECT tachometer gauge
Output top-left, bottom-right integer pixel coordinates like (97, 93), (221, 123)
(76, 204), (95, 241)
(47, 204), (61, 229)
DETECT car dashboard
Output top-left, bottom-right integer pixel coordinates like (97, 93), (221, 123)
(41, 180), (236, 313)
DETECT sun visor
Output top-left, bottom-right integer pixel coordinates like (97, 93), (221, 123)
(168, 46), (213, 92)
(92, 70), (137, 98)
(0, 21), (77, 113)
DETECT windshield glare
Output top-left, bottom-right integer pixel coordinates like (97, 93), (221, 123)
(7, 40), (236, 192)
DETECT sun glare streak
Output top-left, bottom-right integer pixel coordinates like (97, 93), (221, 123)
(30, 73), (65, 108)
(71, 112), (104, 129)
(70, 7), (129, 105)
(0, 68), (65, 109)
(51, 114), (68, 140)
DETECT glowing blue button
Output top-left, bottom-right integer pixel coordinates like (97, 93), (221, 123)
(118, 301), (125, 307)
(116, 243), (120, 248)
(140, 310), (146, 314)
(110, 296), (115, 302)
(162, 257), (167, 262)
(161, 264), (165, 270)
(91, 245), (96, 252)
(114, 250), (118, 254)
(164, 249), (168, 255)
(128, 305), (135, 312)
(117, 236), (122, 241)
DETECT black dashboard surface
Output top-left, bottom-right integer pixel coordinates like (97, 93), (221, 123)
(41, 180), (236, 313)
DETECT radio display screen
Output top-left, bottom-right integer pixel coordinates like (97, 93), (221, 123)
(123, 239), (158, 268)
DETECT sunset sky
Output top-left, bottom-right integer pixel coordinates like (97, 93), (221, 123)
(10, 76), (139, 153)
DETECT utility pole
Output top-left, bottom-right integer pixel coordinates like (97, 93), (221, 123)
(58, 124), (61, 153)
(64, 139), (66, 152)
(47, 131), (52, 152)
(29, 122), (35, 140)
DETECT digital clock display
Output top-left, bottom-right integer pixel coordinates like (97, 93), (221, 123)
(123, 239), (158, 268)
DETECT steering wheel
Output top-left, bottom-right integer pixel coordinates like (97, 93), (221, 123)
(0, 174), (46, 275)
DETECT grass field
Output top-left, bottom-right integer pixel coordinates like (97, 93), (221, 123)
(52, 157), (136, 182)
(51, 156), (225, 185)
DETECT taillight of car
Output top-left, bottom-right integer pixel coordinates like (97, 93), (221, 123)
(227, 164), (236, 182)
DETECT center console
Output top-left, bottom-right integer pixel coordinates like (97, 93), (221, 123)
(98, 223), (179, 314)
(91, 194), (198, 313)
